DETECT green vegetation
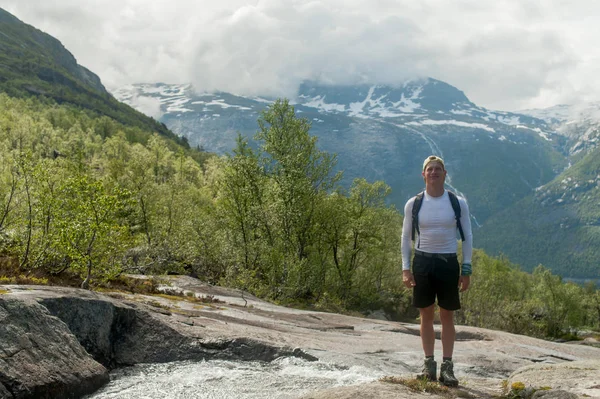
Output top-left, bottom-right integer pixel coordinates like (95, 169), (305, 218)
(478, 145), (600, 278)
(0, 8), (190, 149)
(500, 381), (553, 399)
(0, 275), (48, 285)
(0, 92), (597, 340)
(458, 249), (600, 338)
(0, 95), (404, 312)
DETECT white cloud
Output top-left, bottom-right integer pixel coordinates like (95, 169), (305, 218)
(1, 0), (600, 111)
(128, 96), (164, 119)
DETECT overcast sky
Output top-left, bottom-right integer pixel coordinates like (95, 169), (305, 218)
(1, 0), (599, 111)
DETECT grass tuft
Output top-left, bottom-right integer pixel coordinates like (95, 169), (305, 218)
(0, 275), (49, 285)
(380, 376), (451, 396)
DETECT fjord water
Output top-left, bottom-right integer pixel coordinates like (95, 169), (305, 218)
(86, 358), (380, 399)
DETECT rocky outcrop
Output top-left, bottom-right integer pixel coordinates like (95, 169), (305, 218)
(508, 360), (600, 398)
(38, 294), (314, 368)
(1, 278), (600, 399)
(298, 381), (431, 399)
(0, 297), (108, 399)
(38, 295), (201, 368)
(0, 284), (316, 399)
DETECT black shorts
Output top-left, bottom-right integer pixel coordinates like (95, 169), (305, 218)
(412, 253), (461, 311)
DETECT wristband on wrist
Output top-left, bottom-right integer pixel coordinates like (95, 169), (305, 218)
(461, 263), (472, 276)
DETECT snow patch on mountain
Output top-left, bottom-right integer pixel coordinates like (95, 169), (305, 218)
(302, 96), (346, 113)
(392, 95), (420, 113)
(392, 86), (422, 113)
(514, 125), (553, 141)
(406, 119), (495, 132)
(192, 99), (253, 110)
(251, 97), (275, 104)
(297, 84), (424, 118)
(450, 109), (472, 116)
(138, 83), (191, 97)
(165, 97), (193, 113)
(348, 86), (376, 118)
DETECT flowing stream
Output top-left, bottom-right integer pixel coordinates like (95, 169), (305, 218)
(85, 357), (382, 399)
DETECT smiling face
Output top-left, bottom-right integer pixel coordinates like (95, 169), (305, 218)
(422, 160), (446, 187)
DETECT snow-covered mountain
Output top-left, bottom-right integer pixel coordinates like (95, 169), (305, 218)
(114, 79), (557, 151)
(113, 79), (567, 223)
(520, 103), (600, 157)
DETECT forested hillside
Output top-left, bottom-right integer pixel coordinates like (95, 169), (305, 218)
(0, 8), (188, 148)
(479, 145), (600, 278)
(0, 95), (404, 309)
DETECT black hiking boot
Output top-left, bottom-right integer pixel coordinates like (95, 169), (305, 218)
(417, 357), (437, 381)
(439, 359), (459, 387)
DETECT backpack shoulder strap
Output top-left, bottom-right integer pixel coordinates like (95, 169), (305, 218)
(447, 191), (465, 241)
(411, 191), (424, 241)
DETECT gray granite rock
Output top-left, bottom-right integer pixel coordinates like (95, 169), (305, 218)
(532, 390), (578, 399)
(0, 383), (13, 399)
(0, 296), (108, 399)
(0, 284), (315, 399)
(509, 360), (600, 398)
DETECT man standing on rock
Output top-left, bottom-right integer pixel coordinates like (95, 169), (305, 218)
(401, 155), (473, 387)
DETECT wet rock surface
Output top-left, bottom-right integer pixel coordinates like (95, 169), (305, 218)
(1, 276), (600, 398)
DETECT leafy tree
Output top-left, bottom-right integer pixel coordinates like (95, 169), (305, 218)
(53, 172), (131, 287)
(531, 265), (586, 337)
(217, 136), (264, 271)
(256, 99), (341, 286)
(583, 281), (600, 329)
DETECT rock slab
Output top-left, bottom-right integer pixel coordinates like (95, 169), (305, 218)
(509, 360), (600, 398)
(0, 297), (109, 399)
(2, 279), (600, 399)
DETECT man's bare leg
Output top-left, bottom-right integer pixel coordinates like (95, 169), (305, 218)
(419, 304), (436, 356)
(417, 304), (437, 380)
(439, 307), (455, 358)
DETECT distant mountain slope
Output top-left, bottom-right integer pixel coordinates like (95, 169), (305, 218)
(0, 7), (188, 148)
(478, 145), (600, 278)
(520, 103), (600, 159)
(114, 81), (567, 229)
